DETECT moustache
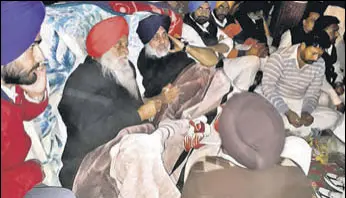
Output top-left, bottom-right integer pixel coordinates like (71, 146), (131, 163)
(197, 16), (209, 20)
(29, 63), (41, 73)
(217, 14), (226, 18)
(196, 16), (209, 24)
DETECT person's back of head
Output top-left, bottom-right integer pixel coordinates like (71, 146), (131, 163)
(218, 92), (285, 170)
(182, 92), (313, 198)
(305, 30), (331, 50)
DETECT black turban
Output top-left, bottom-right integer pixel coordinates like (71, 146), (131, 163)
(314, 15), (340, 32)
(136, 14), (171, 45)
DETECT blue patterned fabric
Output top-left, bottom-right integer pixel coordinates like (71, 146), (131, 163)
(24, 2), (156, 186)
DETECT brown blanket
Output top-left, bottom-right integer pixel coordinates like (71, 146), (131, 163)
(72, 123), (155, 198)
(72, 63), (233, 198)
(73, 119), (191, 198)
(153, 63), (216, 124)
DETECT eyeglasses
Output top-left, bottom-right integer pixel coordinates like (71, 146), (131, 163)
(30, 39), (42, 49)
(152, 32), (169, 42)
(197, 7), (211, 15)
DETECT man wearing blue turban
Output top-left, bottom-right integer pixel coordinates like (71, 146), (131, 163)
(182, 1), (261, 95)
(136, 13), (220, 99)
(1, 1), (75, 198)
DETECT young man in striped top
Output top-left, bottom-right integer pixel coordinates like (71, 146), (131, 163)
(260, 31), (341, 138)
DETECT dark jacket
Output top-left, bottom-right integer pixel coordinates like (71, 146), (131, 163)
(182, 156), (313, 198)
(137, 48), (194, 98)
(183, 13), (219, 46)
(58, 56), (143, 189)
(235, 12), (268, 44)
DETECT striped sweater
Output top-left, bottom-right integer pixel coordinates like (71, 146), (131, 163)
(262, 44), (325, 114)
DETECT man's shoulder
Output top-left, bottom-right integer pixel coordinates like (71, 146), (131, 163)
(64, 57), (102, 89)
(182, 21), (195, 32)
(282, 29), (291, 37)
(313, 58), (326, 71)
(276, 45), (298, 59)
(70, 57), (100, 78)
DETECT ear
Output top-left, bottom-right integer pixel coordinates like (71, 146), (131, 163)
(301, 42), (306, 50)
(302, 19), (307, 26)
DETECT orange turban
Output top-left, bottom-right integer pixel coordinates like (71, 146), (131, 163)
(215, 1), (235, 9)
(86, 16), (129, 58)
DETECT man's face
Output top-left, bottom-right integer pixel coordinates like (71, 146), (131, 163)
(215, 2), (230, 21)
(108, 35), (129, 65)
(248, 10), (263, 21)
(193, 2), (211, 25)
(300, 44), (324, 64)
(325, 24), (340, 44)
(302, 12), (320, 33)
(148, 26), (171, 58)
(1, 34), (45, 85)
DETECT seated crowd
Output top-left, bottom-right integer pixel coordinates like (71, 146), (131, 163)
(1, 1), (345, 198)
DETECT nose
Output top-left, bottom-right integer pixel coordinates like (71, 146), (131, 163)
(33, 45), (45, 63)
(313, 54), (319, 61)
(158, 36), (166, 44)
(123, 47), (129, 56)
(201, 9), (210, 16)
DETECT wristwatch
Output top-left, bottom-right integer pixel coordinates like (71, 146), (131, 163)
(182, 41), (189, 52)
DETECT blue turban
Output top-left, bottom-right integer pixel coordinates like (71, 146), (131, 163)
(188, 1), (216, 13)
(136, 14), (171, 45)
(1, 1), (45, 66)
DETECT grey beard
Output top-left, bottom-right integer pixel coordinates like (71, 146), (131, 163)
(1, 62), (38, 85)
(145, 43), (170, 59)
(99, 51), (139, 100)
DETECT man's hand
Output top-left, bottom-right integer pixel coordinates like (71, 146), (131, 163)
(208, 43), (230, 54)
(246, 43), (268, 57)
(336, 103), (345, 113)
(285, 109), (302, 128)
(168, 34), (185, 53)
(300, 111), (314, 126)
(138, 100), (162, 121)
(160, 84), (179, 104)
(20, 65), (47, 100)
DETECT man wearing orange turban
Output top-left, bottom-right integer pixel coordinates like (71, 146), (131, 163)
(212, 1), (241, 38)
(58, 16), (178, 189)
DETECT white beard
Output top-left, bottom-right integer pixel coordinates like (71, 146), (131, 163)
(145, 43), (170, 59)
(99, 51), (139, 100)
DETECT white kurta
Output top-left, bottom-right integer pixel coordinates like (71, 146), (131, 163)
(255, 85), (341, 137)
(278, 29), (292, 50)
(181, 18), (260, 92)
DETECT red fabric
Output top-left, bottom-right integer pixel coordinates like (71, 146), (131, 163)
(86, 16), (129, 58)
(243, 38), (259, 46)
(1, 86), (48, 198)
(109, 1), (183, 37)
(223, 20), (242, 39)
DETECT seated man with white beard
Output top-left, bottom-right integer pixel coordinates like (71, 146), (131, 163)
(58, 16), (177, 189)
(136, 14), (220, 99)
